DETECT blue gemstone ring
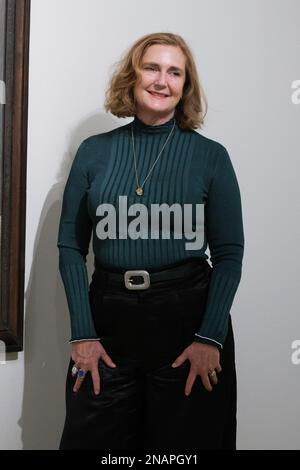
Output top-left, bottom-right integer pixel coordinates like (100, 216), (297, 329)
(78, 368), (86, 379)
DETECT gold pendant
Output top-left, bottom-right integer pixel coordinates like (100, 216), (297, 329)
(136, 187), (144, 196)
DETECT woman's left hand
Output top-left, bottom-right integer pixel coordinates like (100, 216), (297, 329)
(171, 341), (222, 395)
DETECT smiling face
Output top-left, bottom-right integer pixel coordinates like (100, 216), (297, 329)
(133, 44), (186, 125)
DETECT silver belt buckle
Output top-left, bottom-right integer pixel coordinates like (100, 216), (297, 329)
(124, 270), (150, 290)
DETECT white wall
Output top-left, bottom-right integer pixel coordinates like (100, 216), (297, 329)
(0, 0), (299, 449)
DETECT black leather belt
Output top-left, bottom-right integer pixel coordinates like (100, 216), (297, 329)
(94, 257), (209, 290)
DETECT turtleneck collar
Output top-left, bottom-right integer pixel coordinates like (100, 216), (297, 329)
(131, 114), (177, 134)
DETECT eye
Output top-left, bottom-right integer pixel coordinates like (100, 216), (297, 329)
(144, 66), (156, 71)
(171, 71), (180, 76)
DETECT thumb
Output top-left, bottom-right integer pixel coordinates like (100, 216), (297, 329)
(101, 351), (117, 368)
(171, 354), (186, 368)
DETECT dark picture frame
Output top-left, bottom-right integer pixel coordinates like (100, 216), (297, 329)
(0, 0), (30, 351)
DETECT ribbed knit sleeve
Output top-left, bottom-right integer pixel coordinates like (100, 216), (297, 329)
(57, 140), (98, 342)
(194, 145), (244, 349)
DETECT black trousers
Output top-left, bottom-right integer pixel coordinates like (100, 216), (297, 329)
(59, 257), (237, 450)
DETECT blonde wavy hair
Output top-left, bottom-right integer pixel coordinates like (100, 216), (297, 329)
(104, 32), (207, 130)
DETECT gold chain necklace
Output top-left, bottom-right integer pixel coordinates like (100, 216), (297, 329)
(130, 118), (176, 196)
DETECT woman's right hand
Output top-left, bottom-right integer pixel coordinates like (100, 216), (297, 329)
(71, 340), (117, 395)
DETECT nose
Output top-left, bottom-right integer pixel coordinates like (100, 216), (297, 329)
(153, 71), (167, 88)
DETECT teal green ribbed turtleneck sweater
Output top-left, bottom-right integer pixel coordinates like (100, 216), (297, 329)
(57, 115), (244, 348)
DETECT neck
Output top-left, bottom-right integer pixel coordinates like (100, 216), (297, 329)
(135, 111), (175, 126)
(131, 114), (176, 134)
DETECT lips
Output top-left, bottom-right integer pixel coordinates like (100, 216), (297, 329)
(148, 91), (169, 98)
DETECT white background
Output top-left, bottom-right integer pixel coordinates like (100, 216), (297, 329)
(0, 0), (299, 449)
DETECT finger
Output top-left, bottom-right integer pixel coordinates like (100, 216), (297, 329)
(216, 363), (222, 373)
(71, 364), (79, 377)
(208, 368), (219, 385)
(73, 376), (85, 393)
(209, 372), (218, 385)
(184, 372), (196, 396)
(91, 368), (101, 395)
(201, 373), (213, 392)
(101, 352), (117, 368)
(73, 369), (87, 392)
(171, 354), (186, 367)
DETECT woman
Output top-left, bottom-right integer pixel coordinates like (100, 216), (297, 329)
(57, 32), (244, 450)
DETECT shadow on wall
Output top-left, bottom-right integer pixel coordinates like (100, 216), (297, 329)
(19, 112), (122, 450)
